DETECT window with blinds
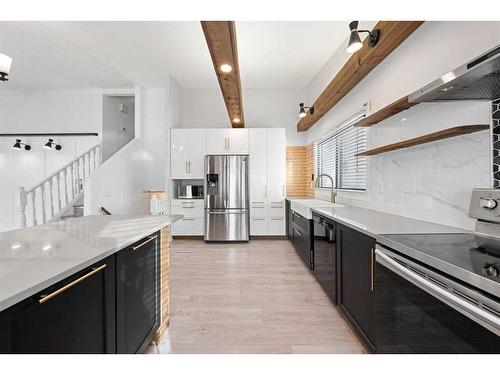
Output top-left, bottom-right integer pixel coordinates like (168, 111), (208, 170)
(316, 112), (367, 191)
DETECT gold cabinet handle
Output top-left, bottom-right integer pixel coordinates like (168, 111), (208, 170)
(132, 235), (158, 251)
(39, 264), (107, 304)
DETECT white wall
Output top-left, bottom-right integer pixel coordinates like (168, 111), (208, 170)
(0, 89), (102, 133)
(0, 89), (104, 232)
(180, 87), (307, 146)
(307, 21), (500, 230)
(84, 86), (172, 215)
(102, 95), (135, 161)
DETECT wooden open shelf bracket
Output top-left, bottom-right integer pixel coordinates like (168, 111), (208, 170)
(357, 125), (490, 156)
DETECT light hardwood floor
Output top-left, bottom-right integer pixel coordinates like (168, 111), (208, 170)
(147, 239), (366, 354)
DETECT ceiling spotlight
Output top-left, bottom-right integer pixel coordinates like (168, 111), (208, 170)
(298, 103), (314, 119)
(13, 139), (31, 151)
(232, 117), (241, 124)
(0, 53), (12, 81)
(44, 139), (62, 151)
(347, 21), (380, 54)
(220, 64), (233, 73)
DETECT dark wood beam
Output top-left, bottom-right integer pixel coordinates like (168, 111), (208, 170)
(201, 21), (244, 128)
(297, 21), (424, 132)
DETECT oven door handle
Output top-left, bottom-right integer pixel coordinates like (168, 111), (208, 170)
(375, 247), (500, 335)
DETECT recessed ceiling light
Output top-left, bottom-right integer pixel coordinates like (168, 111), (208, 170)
(11, 243), (21, 250)
(401, 118), (407, 122)
(232, 118), (241, 123)
(42, 244), (52, 251)
(220, 64), (233, 73)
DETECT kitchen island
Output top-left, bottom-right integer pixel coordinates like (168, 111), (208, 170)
(0, 214), (182, 354)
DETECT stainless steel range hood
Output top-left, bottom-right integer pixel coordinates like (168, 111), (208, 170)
(409, 44), (500, 103)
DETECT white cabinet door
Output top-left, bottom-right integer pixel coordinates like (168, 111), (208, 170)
(267, 128), (286, 215)
(249, 128), (268, 208)
(188, 129), (206, 178)
(206, 129), (227, 154)
(171, 129), (190, 178)
(206, 129), (249, 154)
(227, 129), (249, 153)
(171, 217), (204, 235)
(171, 129), (206, 179)
(268, 217), (285, 235)
(250, 217), (268, 236)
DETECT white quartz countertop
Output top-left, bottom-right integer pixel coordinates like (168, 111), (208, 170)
(311, 205), (467, 239)
(0, 215), (182, 312)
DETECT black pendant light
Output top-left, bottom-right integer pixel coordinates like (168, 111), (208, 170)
(13, 139), (31, 151)
(347, 21), (380, 53)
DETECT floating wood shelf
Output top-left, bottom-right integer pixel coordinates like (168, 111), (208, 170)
(355, 96), (418, 127)
(297, 21), (424, 132)
(357, 125), (489, 156)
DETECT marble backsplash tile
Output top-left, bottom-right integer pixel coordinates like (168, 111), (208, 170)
(332, 101), (492, 230)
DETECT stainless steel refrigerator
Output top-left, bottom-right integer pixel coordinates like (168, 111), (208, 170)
(204, 155), (249, 242)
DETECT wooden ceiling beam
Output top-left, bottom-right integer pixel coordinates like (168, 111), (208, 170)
(297, 21), (424, 132)
(201, 21), (244, 128)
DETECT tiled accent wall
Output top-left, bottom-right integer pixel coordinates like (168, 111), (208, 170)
(493, 99), (500, 188)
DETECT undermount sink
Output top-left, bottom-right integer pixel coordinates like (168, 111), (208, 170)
(289, 199), (344, 219)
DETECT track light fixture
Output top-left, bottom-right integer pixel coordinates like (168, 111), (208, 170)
(44, 139), (62, 150)
(347, 21), (380, 53)
(298, 103), (314, 118)
(12, 139), (31, 151)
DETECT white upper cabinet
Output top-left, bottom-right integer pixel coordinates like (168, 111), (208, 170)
(206, 129), (249, 154)
(249, 128), (268, 206)
(171, 129), (206, 179)
(267, 128), (286, 208)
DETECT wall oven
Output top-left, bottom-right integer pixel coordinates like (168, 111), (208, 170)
(375, 245), (500, 353)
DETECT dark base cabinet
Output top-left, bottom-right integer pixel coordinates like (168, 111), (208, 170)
(116, 232), (160, 354)
(0, 256), (116, 354)
(0, 231), (161, 354)
(291, 211), (314, 269)
(336, 223), (376, 352)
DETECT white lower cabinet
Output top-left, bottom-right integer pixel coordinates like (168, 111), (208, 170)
(250, 217), (268, 236)
(171, 199), (204, 236)
(268, 200), (285, 218)
(171, 218), (204, 236)
(268, 218), (285, 235)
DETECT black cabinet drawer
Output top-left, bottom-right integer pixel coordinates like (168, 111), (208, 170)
(292, 211), (310, 233)
(0, 256), (116, 354)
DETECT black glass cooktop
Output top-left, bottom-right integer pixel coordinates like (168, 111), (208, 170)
(379, 233), (500, 286)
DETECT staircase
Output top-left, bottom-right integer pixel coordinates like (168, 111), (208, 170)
(18, 144), (101, 228)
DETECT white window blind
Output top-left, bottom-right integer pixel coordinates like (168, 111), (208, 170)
(316, 112), (367, 191)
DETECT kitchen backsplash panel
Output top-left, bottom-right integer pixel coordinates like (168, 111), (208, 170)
(331, 101), (491, 231)
(493, 98), (500, 188)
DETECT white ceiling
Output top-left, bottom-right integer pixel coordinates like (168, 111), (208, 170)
(0, 21), (350, 90)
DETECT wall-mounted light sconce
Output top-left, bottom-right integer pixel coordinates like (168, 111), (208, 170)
(13, 139), (31, 151)
(347, 21), (380, 54)
(44, 139), (62, 150)
(299, 103), (314, 118)
(0, 53), (12, 81)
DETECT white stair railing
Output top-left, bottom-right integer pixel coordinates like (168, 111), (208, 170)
(19, 144), (101, 228)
